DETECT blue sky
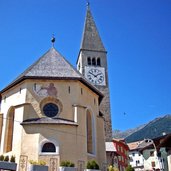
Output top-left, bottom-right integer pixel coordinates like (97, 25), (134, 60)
(0, 0), (171, 131)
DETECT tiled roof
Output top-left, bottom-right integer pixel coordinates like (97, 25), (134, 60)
(127, 141), (143, 150)
(105, 142), (116, 152)
(80, 6), (106, 52)
(1, 47), (103, 100)
(21, 117), (78, 126)
(14, 47), (82, 79)
(137, 139), (153, 149)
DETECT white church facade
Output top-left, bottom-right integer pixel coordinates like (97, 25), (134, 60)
(0, 4), (112, 170)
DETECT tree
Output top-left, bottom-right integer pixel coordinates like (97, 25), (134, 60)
(126, 165), (134, 171)
(108, 165), (119, 171)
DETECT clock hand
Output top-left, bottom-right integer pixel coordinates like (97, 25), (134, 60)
(89, 71), (96, 77)
(94, 73), (102, 77)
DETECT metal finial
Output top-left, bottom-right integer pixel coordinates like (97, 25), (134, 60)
(51, 34), (55, 47)
(86, 0), (90, 7)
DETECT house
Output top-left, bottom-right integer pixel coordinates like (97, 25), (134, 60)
(155, 133), (171, 171)
(0, 4), (112, 170)
(138, 138), (167, 170)
(128, 135), (171, 171)
(113, 139), (129, 171)
(128, 141), (144, 171)
(106, 139), (129, 171)
(106, 142), (118, 167)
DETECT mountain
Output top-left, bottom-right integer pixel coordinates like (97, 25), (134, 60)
(113, 124), (146, 139)
(125, 114), (171, 143)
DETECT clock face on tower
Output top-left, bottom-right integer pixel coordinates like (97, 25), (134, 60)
(85, 67), (106, 86)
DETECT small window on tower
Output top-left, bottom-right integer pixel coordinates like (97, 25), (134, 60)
(97, 58), (101, 66)
(87, 57), (91, 65)
(78, 63), (80, 71)
(34, 83), (36, 91)
(92, 58), (96, 66)
(4, 96), (6, 103)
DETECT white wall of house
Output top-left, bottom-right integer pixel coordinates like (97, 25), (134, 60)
(143, 149), (161, 170)
(167, 155), (171, 171)
(129, 150), (144, 171)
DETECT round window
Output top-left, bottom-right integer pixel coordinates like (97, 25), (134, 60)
(43, 103), (59, 117)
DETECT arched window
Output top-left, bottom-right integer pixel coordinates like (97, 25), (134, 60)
(87, 57), (91, 65)
(97, 58), (101, 66)
(92, 58), (96, 66)
(42, 142), (56, 152)
(4, 107), (14, 152)
(87, 110), (92, 153)
(86, 109), (95, 154)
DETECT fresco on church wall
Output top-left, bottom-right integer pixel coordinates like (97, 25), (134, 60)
(33, 83), (57, 97)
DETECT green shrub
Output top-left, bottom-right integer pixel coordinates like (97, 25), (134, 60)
(10, 155), (15, 162)
(4, 156), (9, 162)
(86, 160), (99, 170)
(126, 165), (134, 171)
(108, 165), (119, 171)
(29, 160), (37, 165)
(0, 155), (4, 161)
(60, 160), (75, 167)
(38, 160), (46, 166)
(29, 160), (46, 166)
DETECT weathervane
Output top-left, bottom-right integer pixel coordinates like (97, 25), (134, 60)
(51, 34), (55, 47)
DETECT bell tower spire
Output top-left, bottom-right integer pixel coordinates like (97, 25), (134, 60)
(77, 5), (112, 141)
(80, 3), (106, 52)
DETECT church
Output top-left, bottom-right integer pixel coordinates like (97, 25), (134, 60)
(0, 4), (112, 170)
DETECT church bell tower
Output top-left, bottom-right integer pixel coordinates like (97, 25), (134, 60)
(77, 4), (112, 141)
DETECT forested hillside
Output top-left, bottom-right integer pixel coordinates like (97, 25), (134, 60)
(125, 115), (171, 142)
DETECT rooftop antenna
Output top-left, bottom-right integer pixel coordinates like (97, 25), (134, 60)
(51, 34), (55, 47)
